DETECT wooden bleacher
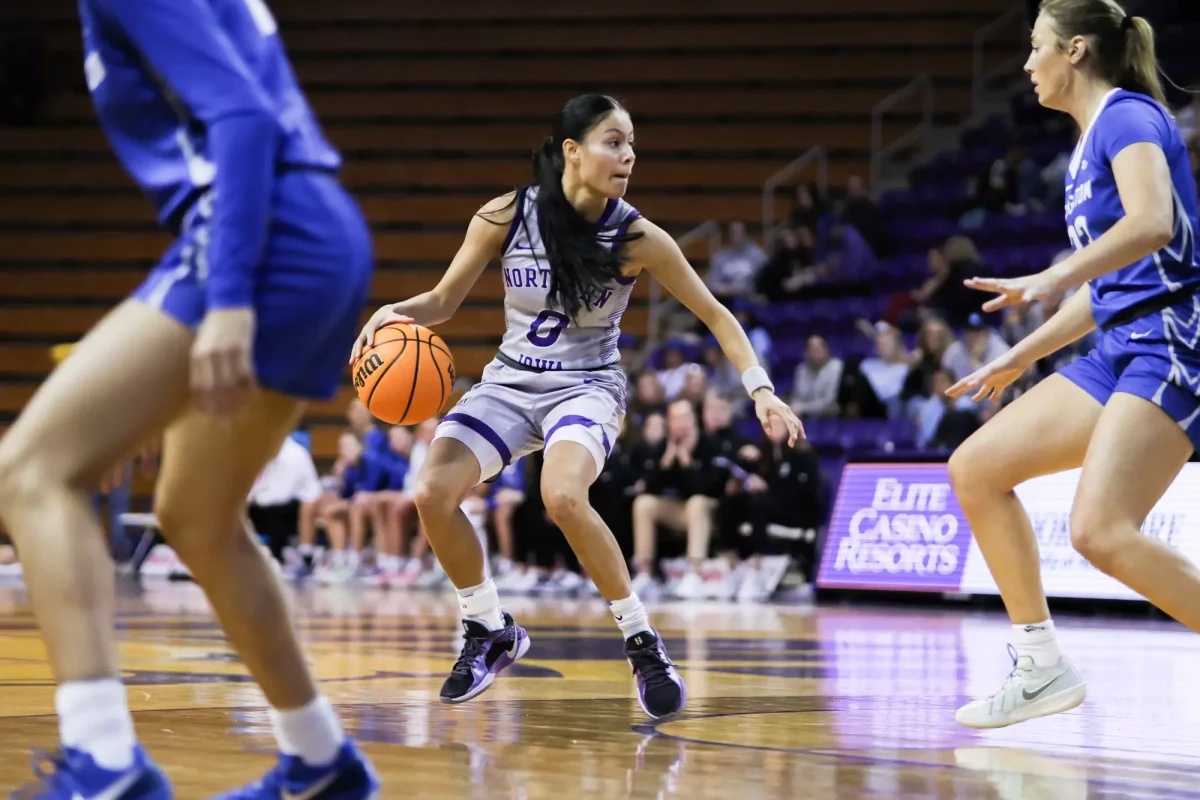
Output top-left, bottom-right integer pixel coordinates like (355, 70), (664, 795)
(0, 0), (1013, 473)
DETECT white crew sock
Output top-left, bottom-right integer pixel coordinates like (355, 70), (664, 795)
(269, 695), (346, 767)
(610, 594), (652, 639)
(1012, 619), (1063, 668)
(56, 679), (137, 771)
(457, 578), (504, 631)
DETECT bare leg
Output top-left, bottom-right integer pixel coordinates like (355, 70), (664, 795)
(948, 376), (1102, 624)
(632, 495), (685, 576)
(411, 438), (485, 588)
(1070, 393), (1200, 629)
(540, 442), (632, 602)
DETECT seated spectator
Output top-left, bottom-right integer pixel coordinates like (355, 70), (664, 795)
(360, 425), (414, 587)
(707, 220), (768, 303)
(840, 175), (888, 256)
(490, 456), (529, 587)
(314, 433), (369, 584)
(627, 368), (666, 426)
(701, 336), (742, 401)
(731, 301), (773, 373)
(654, 342), (703, 401)
(918, 369), (983, 451)
(790, 335), (843, 419)
(901, 316), (956, 415)
(851, 323), (912, 419)
(756, 226), (818, 302)
(631, 398), (726, 599)
(727, 418), (823, 595)
(248, 433), (323, 568)
(788, 182), (828, 231)
(942, 313), (1012, 384)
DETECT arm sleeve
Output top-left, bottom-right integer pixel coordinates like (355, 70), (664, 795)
(1095, 97), (1170, 165)
(95, 0), (279, 309)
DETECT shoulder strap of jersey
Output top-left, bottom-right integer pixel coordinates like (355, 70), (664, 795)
(500, 186), (529, 257)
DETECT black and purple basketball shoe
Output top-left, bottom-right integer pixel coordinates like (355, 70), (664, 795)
(439, 612), (531, 703)
(625, 630), (687, 719)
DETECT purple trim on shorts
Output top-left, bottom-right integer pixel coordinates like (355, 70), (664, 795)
(500, 187), (528, 255)
(442, 412), (513, 467)
(610, 210), (641, 253)
(544, 414), (612, 457)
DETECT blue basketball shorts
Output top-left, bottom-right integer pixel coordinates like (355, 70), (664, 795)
(132, 170), (373, 401)
(1059, 297), (1200, 451)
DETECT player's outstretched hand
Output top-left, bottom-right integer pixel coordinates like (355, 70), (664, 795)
(753, 391), (805, 447)
(350, 304), (414, 364)
(965, 270), (1062, 312)
(946, 351), (1029, 403)
(191, 307), (257, 418)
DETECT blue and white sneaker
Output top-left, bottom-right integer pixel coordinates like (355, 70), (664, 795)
(212, 740), (379, 799)
(11, 745), (172, 800)
(439, 612), (531, 703)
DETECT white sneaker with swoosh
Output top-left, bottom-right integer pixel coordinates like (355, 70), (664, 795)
(956, 648), (1087, 729)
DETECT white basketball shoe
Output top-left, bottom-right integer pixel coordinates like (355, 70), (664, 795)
(956, 645), (1087, 729)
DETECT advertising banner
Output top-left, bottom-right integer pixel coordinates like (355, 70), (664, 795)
(817, 462), (1200, 600)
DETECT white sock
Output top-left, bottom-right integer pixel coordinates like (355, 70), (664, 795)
(610, 594), (652, 639)
(1012, 620), (1063, 668)
(456, 578), (504, 631)
(56, 679), (137, 771)
(299, 544), (314, 558)
(269, 695), (345, 767)
(347, 549), (361, 568)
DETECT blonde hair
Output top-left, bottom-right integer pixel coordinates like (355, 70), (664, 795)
(1038, 0), (1166, 106)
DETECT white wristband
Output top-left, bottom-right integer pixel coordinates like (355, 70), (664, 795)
(741, 365), (774, 399)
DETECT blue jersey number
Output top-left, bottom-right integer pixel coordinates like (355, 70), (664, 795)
(527, 309), (569, 348)
(1067, 215), (1094, 252)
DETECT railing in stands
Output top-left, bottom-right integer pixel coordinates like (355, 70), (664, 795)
(644, 219), (722, 353)
(869, 74), (934, 189)
(761, 146), (828, 253)
(972, 4), (1029, 117)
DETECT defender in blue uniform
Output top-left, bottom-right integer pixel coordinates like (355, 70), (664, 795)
(946, 0), (1200, 731)
(0, 0), (378, 797)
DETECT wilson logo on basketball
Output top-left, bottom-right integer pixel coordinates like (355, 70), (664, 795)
(353, 352), (384, 390)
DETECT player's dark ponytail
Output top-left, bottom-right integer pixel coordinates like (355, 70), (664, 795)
(530, 94), (642, 323)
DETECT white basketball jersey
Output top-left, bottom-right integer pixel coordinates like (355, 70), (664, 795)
(496, 186), (640, 371)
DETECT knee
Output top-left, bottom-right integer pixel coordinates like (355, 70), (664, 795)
(0, 438), (45, 514)
(412, 475), (462, 521)
(542, 481), (588, 527)
(1069, 508), (1126, 574)
(684, 495), (713, 522)
(632, 494), (658, 517)
(947, 434), (1013, 502)
(153, 494), (249, 574)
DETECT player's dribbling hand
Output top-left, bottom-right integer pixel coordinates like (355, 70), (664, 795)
(945, 352), (1028, 402)
(350, 304), (414, 364)
(192, 307), (257, 418)
(753, 390), (805, 447)
(965, 270), (1063, 312)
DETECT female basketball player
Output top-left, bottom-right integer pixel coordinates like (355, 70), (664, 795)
(946, 0), (1200, 729)
(0, 1), (378, 797)
(351, 94), (803, 719)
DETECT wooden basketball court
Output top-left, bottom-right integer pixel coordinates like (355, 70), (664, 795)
(0, 581), (1196, 798)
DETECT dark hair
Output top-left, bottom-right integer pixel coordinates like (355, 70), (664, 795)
(1039, 0), (1166, 106)
(482, 94), (642, 322)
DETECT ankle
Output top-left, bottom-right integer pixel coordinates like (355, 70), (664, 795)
(57, 679), (137, 771)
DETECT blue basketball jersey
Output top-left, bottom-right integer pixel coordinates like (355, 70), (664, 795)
(1065, 88), (1200, 329)
(79, 0), (341, 308)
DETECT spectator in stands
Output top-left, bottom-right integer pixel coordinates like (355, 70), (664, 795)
(917, 369), (982, 451)
(733, 418), (823, 593)
(631, 398), (726, 599)
(248, 433), (323, 568)
(654, 341), (703, 401)
(360, 425), (414, 587)
(731, 301), (773, 376)
(627, 369), (666, 426)
(854, 322), (913, 419)
(489, 457), (529, 589)
(394, 417), (439, 586)
(701, 336), (742, 400)
(790, 335), (843, 419)
(707, 220), (768, 303)
(916, 236), (983, 329)
(788, 182), (828, 232)
(756, 226), (819, 302)
(943, 312), (1012, 385)
(680, 367), (709, 408)
(314, 432), (368, 584)
(840, 175), (888, 256)
(347, 398), (388, 456)
(901, 315), (956, 413)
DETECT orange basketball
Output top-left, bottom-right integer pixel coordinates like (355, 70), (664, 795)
(352, 322), (456, 425)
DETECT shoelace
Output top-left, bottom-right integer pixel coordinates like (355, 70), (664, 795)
(628, 645), (676, 691)
(450, 631), (487, 677)
(986, 644), (1032, 706)
(10, 749), (70, 800)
